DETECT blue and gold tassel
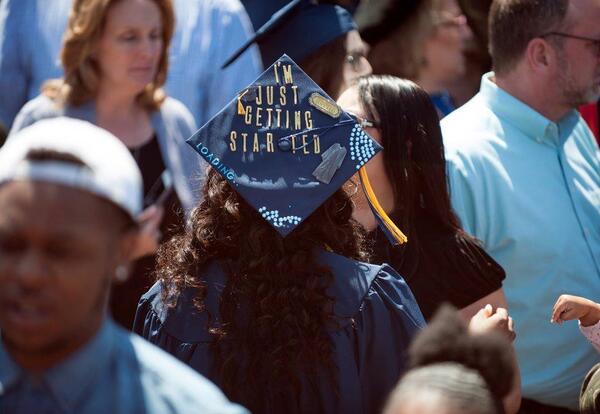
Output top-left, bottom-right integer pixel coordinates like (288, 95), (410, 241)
(358, 167), (407, 245)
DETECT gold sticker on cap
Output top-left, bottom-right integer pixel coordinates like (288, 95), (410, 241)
(309, 93), (341, 118)
(237, 89), (249, 115)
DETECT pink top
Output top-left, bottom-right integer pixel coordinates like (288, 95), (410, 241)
(580, 321), (600, 353)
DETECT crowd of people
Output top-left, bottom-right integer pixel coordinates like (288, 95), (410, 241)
(0, 0), (599, 413)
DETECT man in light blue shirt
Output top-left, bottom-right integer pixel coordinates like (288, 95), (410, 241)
(0, 118), (247, 414)
(0, 0), (262, 130)
(441, 0), (600, 411)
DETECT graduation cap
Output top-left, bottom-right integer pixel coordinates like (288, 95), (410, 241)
(188, 54), (406, 244)
(222, 0), (357, 69)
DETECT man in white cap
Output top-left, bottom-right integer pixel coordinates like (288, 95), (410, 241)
(0, 117), (247, 414)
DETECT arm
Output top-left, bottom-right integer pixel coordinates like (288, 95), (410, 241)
(468, 304), (521, 414)
(156, 98), (203, 213)
(459, 287), (507, 322)
(8, 101), (39, 137)
(579, 322), (600, 353)
(551, 294), (600, 353)
(551, 294), (600, 327)
(7, 95), (57, 139)
(503, 346), (523, 414)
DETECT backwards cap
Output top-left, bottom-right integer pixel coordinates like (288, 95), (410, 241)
(0, 118), (142, 220)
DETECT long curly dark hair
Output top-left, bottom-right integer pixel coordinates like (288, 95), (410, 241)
(155, 168), (367, 413)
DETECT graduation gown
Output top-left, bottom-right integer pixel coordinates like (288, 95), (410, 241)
(133, 250), (425, 414)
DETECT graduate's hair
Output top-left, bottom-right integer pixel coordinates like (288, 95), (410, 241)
(384, 305), (514, 414)
(155, 168), (367, 413)
(356, 75), (503, 293)
(42, 0), (174, 110)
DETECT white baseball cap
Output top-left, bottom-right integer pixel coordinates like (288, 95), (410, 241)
(0, 117), (143, 219)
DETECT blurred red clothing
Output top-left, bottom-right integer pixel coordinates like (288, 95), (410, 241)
(580, 102), (599, 144)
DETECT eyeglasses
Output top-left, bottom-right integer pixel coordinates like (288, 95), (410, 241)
(347, 112), (380, 129)
(540, 31), (600, 56)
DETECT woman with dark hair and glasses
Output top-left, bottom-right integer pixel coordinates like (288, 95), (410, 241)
(338, 74), (508, 322)
(337, 75), (522, 413)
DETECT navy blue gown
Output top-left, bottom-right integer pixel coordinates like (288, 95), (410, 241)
(133, 250), (425, 414)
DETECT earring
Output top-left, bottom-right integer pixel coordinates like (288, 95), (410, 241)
(115, 265), (129, 283)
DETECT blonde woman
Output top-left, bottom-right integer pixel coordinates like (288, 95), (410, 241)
(9, 0), (203, 328)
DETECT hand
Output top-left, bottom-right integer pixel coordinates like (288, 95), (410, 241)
(131, 205), (164, 260)
(551, 294), (600, 327)
(469, 304), (516, 342)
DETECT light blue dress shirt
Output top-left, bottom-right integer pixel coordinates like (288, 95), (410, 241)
(0, 319), (248, 414)
(442, 72), (600, 410)
(0, 0), (262, 129)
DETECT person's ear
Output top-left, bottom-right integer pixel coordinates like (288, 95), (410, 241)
(526, 38), (555, 72)
(108, 228), (138, 283)
(118, 227), (140, 263)
(88, 36), (101, 61)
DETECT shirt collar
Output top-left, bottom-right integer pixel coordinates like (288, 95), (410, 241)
(0, 319), (116, 411)
(479, 72), (579, 146)
(0, 334), (21, 397)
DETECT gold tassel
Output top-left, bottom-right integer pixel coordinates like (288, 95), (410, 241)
(359, 167), (408, 244)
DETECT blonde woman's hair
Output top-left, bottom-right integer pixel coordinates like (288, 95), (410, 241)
(43, 0), (174, 110)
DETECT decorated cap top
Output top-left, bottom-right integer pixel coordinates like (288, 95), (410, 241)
(187, 54), (381, 237)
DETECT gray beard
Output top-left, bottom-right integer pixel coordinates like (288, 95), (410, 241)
(556, 52), (600, 108)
